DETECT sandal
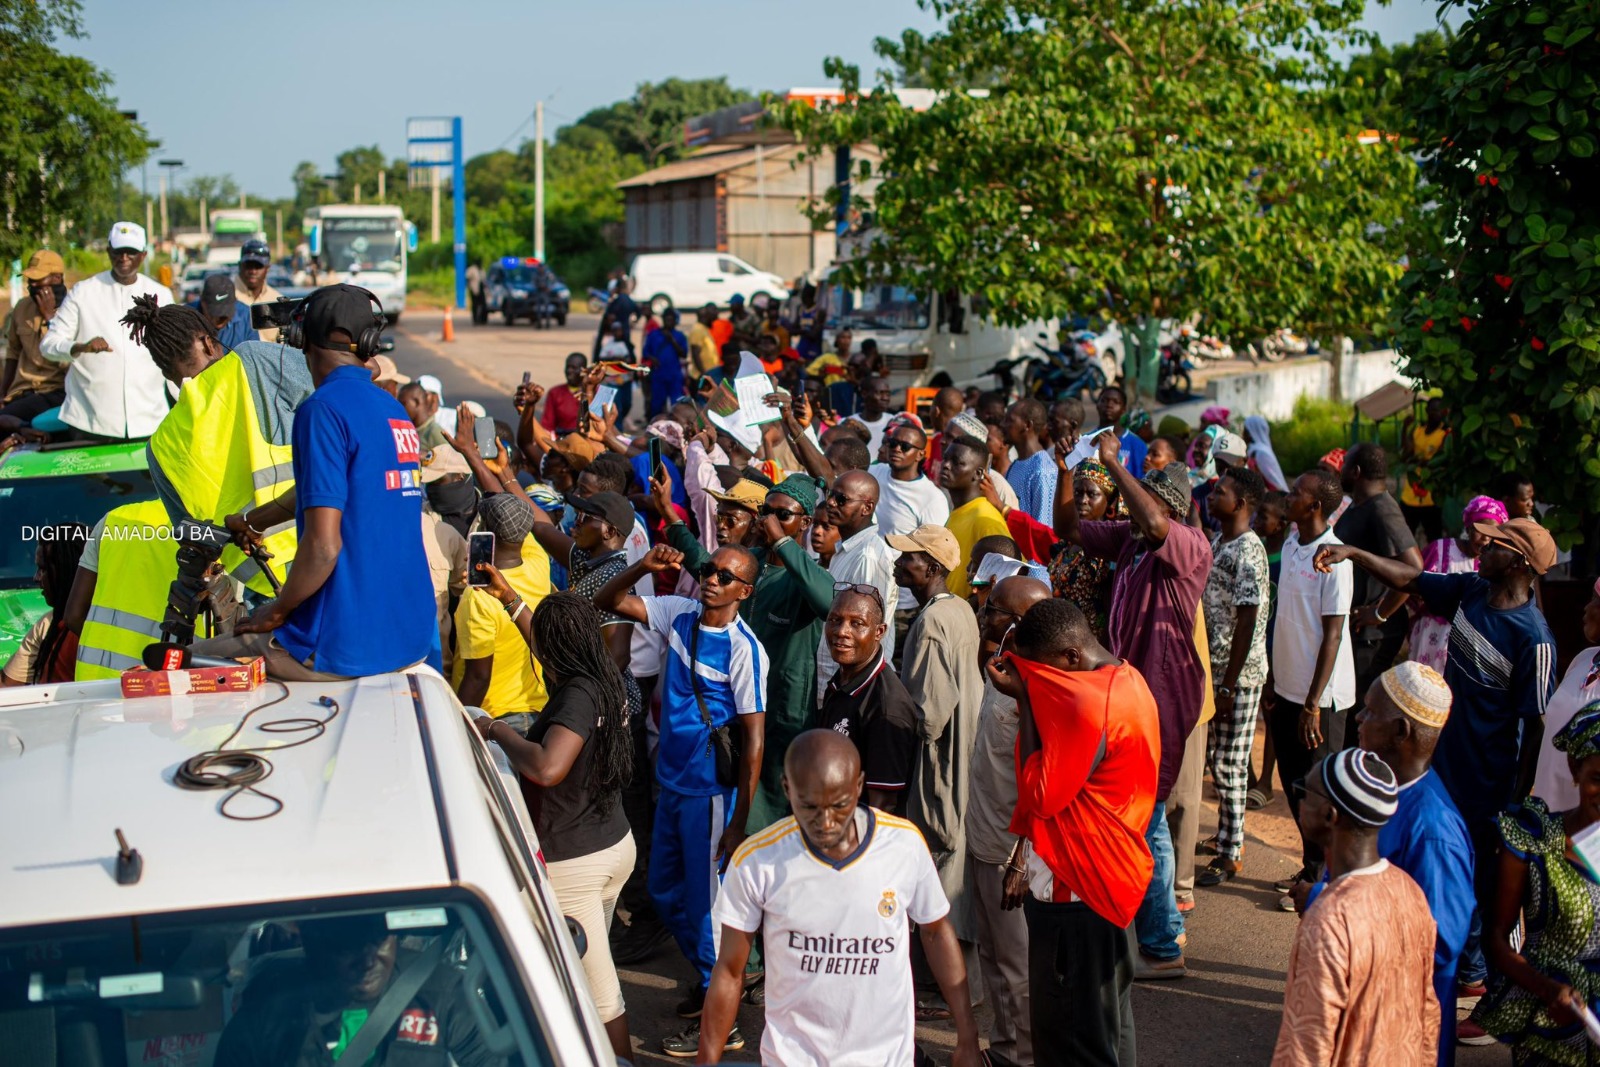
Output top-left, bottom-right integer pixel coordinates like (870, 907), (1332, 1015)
(1245, 788), (1272, 810)
(915, 997), (954, 1021)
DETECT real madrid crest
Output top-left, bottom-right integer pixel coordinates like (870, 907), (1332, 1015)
(878, 890), (898, 918)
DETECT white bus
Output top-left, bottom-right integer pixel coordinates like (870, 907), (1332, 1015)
(204, 208), (266, 266)
(304, 204), (418, 322)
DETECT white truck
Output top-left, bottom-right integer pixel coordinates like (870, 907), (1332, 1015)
(304, 204), (418, 322)
(204, 208), (266, 266)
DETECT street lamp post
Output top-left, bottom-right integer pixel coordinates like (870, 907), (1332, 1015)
(157, 158), (184, 246)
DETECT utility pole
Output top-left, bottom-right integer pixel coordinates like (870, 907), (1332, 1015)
(534, 101), (545, 261)
(145, 199), (154, 272)
(275, 209), (283, 258)
(354, 183), (361, 205)
(158, 174), (168, 241)
(377, 169), (385, 203)
(430, 167), (441, 244)
(199, 196), (208, 236)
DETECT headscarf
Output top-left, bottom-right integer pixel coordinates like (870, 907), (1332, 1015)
(1554, 702), (1600, 763)
(1463, 495), (1509, 527)
(1200, 405), (1232, 428)
(1243, 415), (1289, 492)
(1187, 425), (1220, 483)
(1051, 460), (1128, 638)
(1123, 410), (1152, 434)
(646, 419), (685, 453)
(1157, 415), (1191, 438)
(1319, 447), (1347, 472)
(772, 474), (821, 516)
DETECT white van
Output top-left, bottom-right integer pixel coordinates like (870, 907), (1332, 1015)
(628, 252), (788, 314)
(0, 668), (620, 1067)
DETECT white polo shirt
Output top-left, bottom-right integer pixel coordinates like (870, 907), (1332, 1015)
(714, 807), (949, 1067)
(1272, 526), (1356, 709)
(868, 463), (950, 611)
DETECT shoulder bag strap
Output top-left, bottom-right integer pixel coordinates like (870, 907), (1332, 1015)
(688, 616), (714, 729)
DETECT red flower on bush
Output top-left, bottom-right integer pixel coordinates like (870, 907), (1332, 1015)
(1531, 336), (1546, 351)
(1460, 317), (1475, 331)
(1422, 318), (1434, 331)
(1494, 274), (1513, 290)
(1482, 222), (1501, 238)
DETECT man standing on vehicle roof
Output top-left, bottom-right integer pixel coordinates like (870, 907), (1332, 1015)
(189, 284), (436, 679)
(192, 274), (258, 351)
(39, 221), (173, 439)
(234, 239), (284, 343)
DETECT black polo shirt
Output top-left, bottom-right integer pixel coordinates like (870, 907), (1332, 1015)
(817, 647), (919, 814)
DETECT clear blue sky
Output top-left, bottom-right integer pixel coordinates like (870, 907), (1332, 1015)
(75, 0), (1450, 201)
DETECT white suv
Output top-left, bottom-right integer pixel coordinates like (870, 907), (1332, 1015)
(0, 669), (618, 1066)
(628, 252), (787, 315)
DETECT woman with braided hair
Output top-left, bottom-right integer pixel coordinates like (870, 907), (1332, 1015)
(119, 293), (223, 386)
(1, 524), (89, 685)
(474, 585), (636, 1060)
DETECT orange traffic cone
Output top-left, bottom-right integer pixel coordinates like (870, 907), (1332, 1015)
(441, 305), (456, 343)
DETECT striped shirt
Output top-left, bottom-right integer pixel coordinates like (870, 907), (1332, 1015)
(645, 595), (770, 797)
(1417, 571), (1557, 823)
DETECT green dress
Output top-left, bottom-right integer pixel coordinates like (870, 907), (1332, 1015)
(1473, 797), (1600, 1066)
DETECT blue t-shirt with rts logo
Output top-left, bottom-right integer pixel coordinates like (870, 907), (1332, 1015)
(276, 363), (435, 675)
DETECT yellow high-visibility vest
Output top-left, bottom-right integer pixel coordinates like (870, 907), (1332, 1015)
(149, 352), (297, 595)
(75, 500), (177, 680)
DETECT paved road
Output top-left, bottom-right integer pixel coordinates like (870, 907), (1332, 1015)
(387, 311), (1510, 1066)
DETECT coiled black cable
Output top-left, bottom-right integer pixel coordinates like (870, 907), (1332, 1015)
(172, 683), (342, 821)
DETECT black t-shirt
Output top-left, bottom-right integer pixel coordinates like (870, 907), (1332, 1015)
(521, 675), (630, 863)
(1334, 492), (1415, 645)
(816, 650), (919, 815)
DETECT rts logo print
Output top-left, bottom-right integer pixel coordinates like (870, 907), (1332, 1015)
(389, 419), (421, 464)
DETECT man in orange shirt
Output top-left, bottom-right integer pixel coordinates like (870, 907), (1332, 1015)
(992, 597), (1160, 1067)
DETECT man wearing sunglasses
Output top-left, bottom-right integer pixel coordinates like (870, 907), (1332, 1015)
(40, 221), (174, 438)
(595, 541), (768, 1059)
(658, 474), (835, 826)
(870, 422), (950, 659)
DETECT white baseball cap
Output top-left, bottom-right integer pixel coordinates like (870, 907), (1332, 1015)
(416, 374), (444, 400)
(108, 221), (146, 252)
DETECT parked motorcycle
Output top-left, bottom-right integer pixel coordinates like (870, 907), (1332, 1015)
(1156, 335), (1195, 403)
(1247, 327), (1313, 363)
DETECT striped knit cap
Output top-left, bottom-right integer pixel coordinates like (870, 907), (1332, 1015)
(1319, 750), (1399, 828)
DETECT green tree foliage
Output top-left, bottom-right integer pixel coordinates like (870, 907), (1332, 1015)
(1329, 29), (1455, 133)
(1395, 0), (1600, 546)
(573, 77), (756, 164)
(0, 0), (151, 262)
(781, 0), (1419, 387)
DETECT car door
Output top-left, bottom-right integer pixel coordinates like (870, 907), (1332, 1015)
(717, 256), (752, 302)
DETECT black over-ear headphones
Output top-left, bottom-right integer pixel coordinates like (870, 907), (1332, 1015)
(282, 284), (386, 359)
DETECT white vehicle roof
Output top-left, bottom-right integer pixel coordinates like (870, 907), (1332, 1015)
(0, 671), (463, 929)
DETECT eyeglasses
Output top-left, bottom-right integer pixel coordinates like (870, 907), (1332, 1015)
(109, 248), (142, 259)
(980, 601), (1022, 623)
(761, 505), (803, 522)
(832, 581), (884, 606)
(698, 560), (753, 588)
(1288, 777), (1327, 803)
(826, 489), (864, 508)
(884, 438), (922, 453)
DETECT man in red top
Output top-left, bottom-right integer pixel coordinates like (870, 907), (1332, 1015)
(539, 352), (587, 435)
(992, 597), (1159, 1067)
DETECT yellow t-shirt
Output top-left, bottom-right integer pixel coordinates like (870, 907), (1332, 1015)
(947, 497), (1011, 600)
(1400, 425), (1448, 507)
(450, 536), (551, 717)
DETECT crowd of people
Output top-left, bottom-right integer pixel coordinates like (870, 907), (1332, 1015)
(7, 229), (1600, 1067)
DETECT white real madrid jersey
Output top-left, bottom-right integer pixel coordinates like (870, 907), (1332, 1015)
(713, 806), (949, 1066)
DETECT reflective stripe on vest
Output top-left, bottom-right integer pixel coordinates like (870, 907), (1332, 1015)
(75, 500), (176, 681)
(149, 352), (298, 597)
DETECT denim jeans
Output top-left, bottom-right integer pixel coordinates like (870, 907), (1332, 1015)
(1134, 803), (1184, 961)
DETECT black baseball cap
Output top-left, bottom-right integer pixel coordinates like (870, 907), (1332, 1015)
(570, 491), (635, 535)
(200, 273), (237, 319)
(240, 239), (271, 266)
(303, 284), (381, 353)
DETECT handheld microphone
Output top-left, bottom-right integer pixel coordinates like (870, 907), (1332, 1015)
(141, 642), (242, 672)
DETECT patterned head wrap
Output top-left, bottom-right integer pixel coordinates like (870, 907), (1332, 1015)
(1463, 495), (1509, 527)
(1319, 447), (1347, 472)
(1122, 409), (1152, 433)
(1200, 405), (1232, 428)
(1554, 703), (1600, 763)
(1072, 460), (1128, 518)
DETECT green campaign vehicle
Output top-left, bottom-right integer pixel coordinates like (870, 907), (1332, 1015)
(0, 442), (157, 666)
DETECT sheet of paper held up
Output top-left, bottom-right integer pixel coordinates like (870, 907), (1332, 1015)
(703, 352), (774, 454)
(972, 552), (1051, 588)
(588, 384), (617, 420)
(1065, 426), (1118, 469)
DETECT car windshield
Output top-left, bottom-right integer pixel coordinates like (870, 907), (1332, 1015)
(506, 266), (551, 287)
(1, 895), (553, 1067)
(0, 464), (156, 588)
(828, 282), (931, 331)
(323, 219), (404, 273)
